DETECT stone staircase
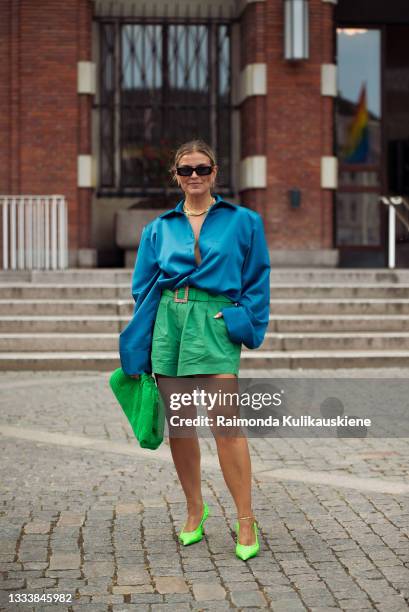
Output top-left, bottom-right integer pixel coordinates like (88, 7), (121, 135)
(1, 268), (409, 370)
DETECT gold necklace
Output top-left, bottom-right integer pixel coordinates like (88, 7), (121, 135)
(183, 197), (215, 217)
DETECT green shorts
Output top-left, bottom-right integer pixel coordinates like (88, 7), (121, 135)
(151, 286), (242, 377)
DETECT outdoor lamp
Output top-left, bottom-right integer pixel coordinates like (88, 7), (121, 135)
(284, 0), (309, 61)
(289, 188), (301, 208)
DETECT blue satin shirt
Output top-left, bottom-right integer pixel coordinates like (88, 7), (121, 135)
(119, 193), (271, 375)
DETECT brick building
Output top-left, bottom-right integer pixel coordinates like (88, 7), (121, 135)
(1, 0), (409, 269)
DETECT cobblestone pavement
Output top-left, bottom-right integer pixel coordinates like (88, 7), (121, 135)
(1, 369), (409, 612)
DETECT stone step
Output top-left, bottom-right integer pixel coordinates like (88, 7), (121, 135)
(269, 299), (409, 315)
(269, 285), (409, 298)
(239, 350), (409, 369)
(0, 299), (129, 316)
(262, 332), (409, 351)
(2, 350), (409, 370)
(0, 269), (132, 284)
(2, 298), (409, 316)
(2, 331), (409, 352)
(2, 268), (409, 284)
(1, 314), (409, 334)
(0, 333), (119, 351)
(0, 284), (130, 299)
(2, 267), (408, 370)
(0, 316), (125, 333)
(266, 270), (409, 283)
(269, 315), (409, 332)
(2, 282), (409, 299)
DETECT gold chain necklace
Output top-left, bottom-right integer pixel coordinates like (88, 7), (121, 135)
(183, 197), (215, 217)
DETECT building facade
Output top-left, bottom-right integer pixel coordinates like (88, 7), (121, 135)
(1, 0), (409, 268)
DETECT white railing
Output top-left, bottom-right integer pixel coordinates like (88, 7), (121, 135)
(1, 195), (68, 270)
(380, 195), (409, 269)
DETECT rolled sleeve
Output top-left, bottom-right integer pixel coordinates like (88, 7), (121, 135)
(119, 225), (161, 375)
(221, 214), (270, 349)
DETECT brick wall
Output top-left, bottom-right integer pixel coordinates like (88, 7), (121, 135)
(0, 0), (11, 193)
(0, 0), (93, 255)
(0, 0), (336, 263)
(240, 0), (335, 249)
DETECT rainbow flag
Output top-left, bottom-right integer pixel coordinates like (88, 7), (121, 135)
(341, 84), (369, 163)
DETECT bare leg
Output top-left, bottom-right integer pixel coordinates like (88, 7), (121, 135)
(155, 373), (204, 531)
(196, 373), (256, 545)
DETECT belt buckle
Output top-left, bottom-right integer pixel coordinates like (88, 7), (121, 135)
(174, 285), (189, 303)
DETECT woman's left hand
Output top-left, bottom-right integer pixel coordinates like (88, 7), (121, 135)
(213, 312), (223, 318)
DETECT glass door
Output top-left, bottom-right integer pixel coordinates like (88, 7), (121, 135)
(385, 25), (409, 267)
(335, 28), (384, 266)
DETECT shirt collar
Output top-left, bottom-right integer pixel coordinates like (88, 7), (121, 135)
(159, 193), (236, 218)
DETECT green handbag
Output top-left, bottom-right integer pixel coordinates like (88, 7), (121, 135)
(109, 368), (165, 450)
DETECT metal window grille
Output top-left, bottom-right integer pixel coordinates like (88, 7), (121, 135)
(95, 9), (233, 196)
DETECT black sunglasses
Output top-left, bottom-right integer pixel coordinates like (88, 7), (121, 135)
(176, 165), (213, 177)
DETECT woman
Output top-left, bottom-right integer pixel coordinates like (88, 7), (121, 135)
(119, 139), (270, 560)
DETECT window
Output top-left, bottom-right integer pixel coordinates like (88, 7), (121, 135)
(96, 18), (232, 196)
(335, 28), (382, 246)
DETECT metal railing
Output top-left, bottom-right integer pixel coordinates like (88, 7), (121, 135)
(1, 195), (68, 270)
(380, 195), (409, 269)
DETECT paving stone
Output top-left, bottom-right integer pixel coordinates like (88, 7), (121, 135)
(192, 582), (226, 601)
(111, 585), (154, 594)
(70, 605), (111, 611)
(5, 570), (43, 580)
(35, 607), (72, 612)
(48, 553), (80, 570)
(83, 561), (114, 578)
(264, 585), (298, 596)
(44, 569), (82, 580)
(230, 589), (268, 607)
(115, 502), (143, 516)
(154, 576), (189, 594)
(25, 578), (58, 589)
(0, 578), (25, 589)
(143, 605), (191, 611)
(162, 593), (194, 603)
(129, 593), (164, 603)
(0, 562), (23, 571)
(78, 586), (107, 597)
(190, 602), (231, 611)
(57, 579), (86, 590)
(116, 567), (150, 585)
(90, 594), (125, 604)
(111, 606), (149, 611)
(150, 567), (185, 577)
(269, 601), (307, 612)
(223, 580), (260, 591)
(56, 512), (85, 527)
(2, 370), (409, 612)
(24, 522), (51, 535)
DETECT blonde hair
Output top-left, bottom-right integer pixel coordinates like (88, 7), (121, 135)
(169, 139), (217, 190)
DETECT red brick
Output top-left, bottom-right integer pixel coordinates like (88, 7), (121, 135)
(0, 0), (93, 251)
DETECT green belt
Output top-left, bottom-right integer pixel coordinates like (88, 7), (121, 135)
(162, 286), (233, 303)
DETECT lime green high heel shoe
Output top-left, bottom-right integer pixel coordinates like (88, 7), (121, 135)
(235, 515), (260, 561)
(179, 502), (210, 546)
